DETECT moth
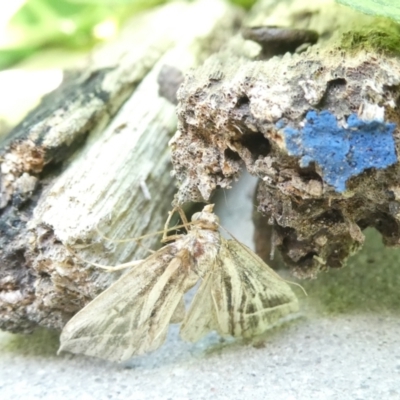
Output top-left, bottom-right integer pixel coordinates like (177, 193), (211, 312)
(58, 205), (299, 362)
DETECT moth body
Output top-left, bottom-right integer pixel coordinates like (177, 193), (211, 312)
(58, 205), (298, 362)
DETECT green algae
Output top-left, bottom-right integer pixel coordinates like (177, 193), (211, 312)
(340, 19), (400, 55)
(301, 228), (400, 315)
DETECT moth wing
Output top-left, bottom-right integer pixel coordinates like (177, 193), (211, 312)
(59, 246), (197, 362)
(179, 272), (219, 342)
(212, 239), (299, 338)
(170, 298), (186, 324)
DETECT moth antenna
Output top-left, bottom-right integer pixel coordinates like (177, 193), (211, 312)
(219, 224), (308, 296)
(273, 276), (307, 296)
(66, 246), (144, 272)
(94, 221), (197, 244)
(68, 207), (202, 273)
(95, 225), (155, 255)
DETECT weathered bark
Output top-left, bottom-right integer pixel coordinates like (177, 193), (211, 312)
(171, 0), (400, 277)
(0, 0), (242, 333)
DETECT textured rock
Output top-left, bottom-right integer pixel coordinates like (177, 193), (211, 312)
(171, 40), (400, 277)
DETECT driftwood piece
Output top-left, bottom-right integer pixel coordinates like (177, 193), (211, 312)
(171, 0), (400, 277)
(0, 0), (242, 333)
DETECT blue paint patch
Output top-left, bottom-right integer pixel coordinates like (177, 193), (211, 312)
(282, 110), (397, 192)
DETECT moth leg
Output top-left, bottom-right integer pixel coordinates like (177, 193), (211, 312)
(161, 206), (190, 243)
(66, 246), (144, 272)
(175, 207), (190, 229)
(93, 260), (144, 272)
(162, 234), (183, 243)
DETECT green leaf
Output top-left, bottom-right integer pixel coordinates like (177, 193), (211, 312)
(229, 0), (257, 9)
(336, 0), (400, 22)
(0, 48), (37, 70)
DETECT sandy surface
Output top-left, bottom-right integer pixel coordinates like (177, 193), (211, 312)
(1, 174), (400, 399)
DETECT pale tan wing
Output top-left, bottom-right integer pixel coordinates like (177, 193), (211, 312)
(170, 298), (186, 324)
(179, 272), (219, 342)
(211, 239), (299, 338)
(59, 245), (197, 362)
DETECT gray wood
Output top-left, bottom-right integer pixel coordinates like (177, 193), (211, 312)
(0, 0), (242, 333)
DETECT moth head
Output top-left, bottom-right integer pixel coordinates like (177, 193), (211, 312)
(191, 204), (219, 231)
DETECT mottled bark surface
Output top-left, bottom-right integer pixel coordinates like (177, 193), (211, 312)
(0, 0), (242, 333)
(171, 0), (400, 277)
